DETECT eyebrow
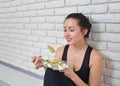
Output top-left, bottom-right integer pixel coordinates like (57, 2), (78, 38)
(64, 25), (76, 28)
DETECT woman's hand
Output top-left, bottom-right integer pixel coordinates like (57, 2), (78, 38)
(60, 68), (75, 79)
(32, 56), (43, 69)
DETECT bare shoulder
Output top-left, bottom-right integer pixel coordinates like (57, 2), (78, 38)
(90, 49), (103, 67)
(89, 49), (103, 85)
(55, 45), (66, 60)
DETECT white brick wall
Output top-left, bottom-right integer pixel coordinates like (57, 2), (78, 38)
(0, 0), (120, 86)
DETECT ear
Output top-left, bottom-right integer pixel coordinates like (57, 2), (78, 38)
(82, 28), (88, 36)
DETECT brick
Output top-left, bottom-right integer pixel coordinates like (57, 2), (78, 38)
(66, 0), (91, 6)
(8, 18), (18, 23)
(29, 3), (44, 10)
(22, 50), (35, 57)
(0, 33), (7, 38)
(32, 42), (48, 49)
(10, 39), (21, 44)
(26, 35), (40, 41)
(8, 48), (22, 54)
(26, 46), (40, 53)
(92, 33), (108, 41)
(100, 51), (120, 61)
(106, 24), (120, 33)
(40, 49), (49, 58)
(0, 37), (10, 42)
(107, 33), (120, 43)
(92, 0), (108, 4)
(36, 0), (49, 2)
(57, 38), (67, 45)
(78, 5), (92, 14)
(48, 31), (64, 38)
(0, 28), (9, 33)
(22, 0), (35, 4)
(91, 14), (120, 23)
(21, 40), (33, 46)
(109, 0), (120, 2)
(16, 5), (29, 11)
(39, 23), (54, 30)
(13, 24), (24, 29)
(15, 45), (27, 50)
(106, 61), (120, 70)
(10, 0), (21, 6)
(18, 17), (30, 23)
(31, 17), (45, 23)
(46, 16), (65, 23)
(109, 3), (120, 13)
(45, 0), (64, 8)
(99, 82), (106, 86)
(0, 13), (11, 18)
(40, 37), (56, 43)
(92, 33), (120, 42)
(108, 43), (120, 52)
(0, 2), (10, 8)
(6, 7), (16, 12)
(11, 12), (23, 17)
(92, 4), (107, 13)
(55, 24), (64, 31)
(1, 42), (16, 48)
(19, 29), (31, 35)
(105, 77), (120, 86)
(38, 9), (54, 16)
(32, 30), (47, 36)
(104, 69), (120, 78)
(55, 7), (77, 15)
(92, 23), (105, 32)
(13, 34), (26, 40)
(88, 41), (107, 50)
(23, 11), (37, 17)
(0, 19), (8, 23)
(25, 24), (38, 29)
(0, 8), (7, 13)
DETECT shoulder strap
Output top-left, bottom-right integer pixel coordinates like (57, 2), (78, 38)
(82, 46), (93, 69)
(62, 44), (69, 61)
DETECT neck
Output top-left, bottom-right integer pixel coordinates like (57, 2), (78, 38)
(70, 41), (88, 51)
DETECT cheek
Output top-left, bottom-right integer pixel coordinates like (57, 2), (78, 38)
(74, 32), (84, 40)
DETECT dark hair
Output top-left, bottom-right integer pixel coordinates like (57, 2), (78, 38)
(64, 13), (92, 38)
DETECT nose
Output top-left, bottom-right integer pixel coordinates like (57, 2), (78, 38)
(64, 31), (70, 38)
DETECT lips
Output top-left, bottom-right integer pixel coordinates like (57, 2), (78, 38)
(66, 38), (72, 42)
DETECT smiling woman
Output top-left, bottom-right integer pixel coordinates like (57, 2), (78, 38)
(32, 13), (103, 86)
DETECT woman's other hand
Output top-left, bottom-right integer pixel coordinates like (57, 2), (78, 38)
(32, 56), (43, 69)
(60, 68), (75, 79)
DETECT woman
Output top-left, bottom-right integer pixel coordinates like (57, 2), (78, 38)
(32, 13), (103, 86)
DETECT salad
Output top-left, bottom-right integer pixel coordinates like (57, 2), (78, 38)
(42, 45), (70, 70)
(43, 59), (70, 70)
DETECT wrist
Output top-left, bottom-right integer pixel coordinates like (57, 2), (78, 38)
(69, 71), (76, 79)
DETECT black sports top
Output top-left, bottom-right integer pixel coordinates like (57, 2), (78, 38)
(44, 45), (93, 86)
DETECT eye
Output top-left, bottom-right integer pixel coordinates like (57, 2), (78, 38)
(64, 29), (67, 32)
(70, 29), (74, 32)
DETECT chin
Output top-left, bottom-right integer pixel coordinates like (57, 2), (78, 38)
(67, 42), (74, 45)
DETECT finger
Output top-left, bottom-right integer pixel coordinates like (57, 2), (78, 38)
(31, 56), (36, 63)
(34, 57), (43, 65)
(35, 63), (43, 69)
(38, 55), (42, 58)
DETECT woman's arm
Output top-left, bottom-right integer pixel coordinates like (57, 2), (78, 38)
(55, 46), (64, 60)
(62, 68), (88, 86)
(62, 49), (103, 86)
(88, 50), (103, 86)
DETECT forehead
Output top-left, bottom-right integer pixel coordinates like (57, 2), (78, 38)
(64, 18), (78, 26)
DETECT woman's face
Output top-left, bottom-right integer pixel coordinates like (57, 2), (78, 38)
(64, 18), (85, 44)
